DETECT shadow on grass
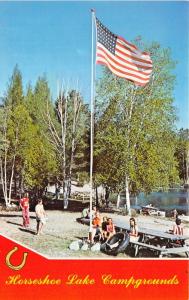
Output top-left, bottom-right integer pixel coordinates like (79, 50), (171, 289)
(43, 199), (89, 212)
(0, 214), (36, 219)
(19, 228), (36, 235)
(0, 214), (21, 218)
(7, 221), (21, 226)
(74, 236), (88, 241)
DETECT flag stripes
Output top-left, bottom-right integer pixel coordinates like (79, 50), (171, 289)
(96, 18), (153, 86)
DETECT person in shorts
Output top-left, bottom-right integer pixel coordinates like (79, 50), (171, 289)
(35, 199), (47, 235)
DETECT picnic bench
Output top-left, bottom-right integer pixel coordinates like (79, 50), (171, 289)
(76, 216), (189, 258)
(129, 240), (189, 258)
(140, 205), (162, 216)
(115, 222), (189, 258)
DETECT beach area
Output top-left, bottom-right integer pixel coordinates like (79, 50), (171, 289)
(0, 209), (189, 259)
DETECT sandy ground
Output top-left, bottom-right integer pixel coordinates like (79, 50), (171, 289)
(0, 209), (189, 259)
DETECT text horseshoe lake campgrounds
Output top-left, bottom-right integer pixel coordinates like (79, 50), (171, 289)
(5, 274), (179, 288)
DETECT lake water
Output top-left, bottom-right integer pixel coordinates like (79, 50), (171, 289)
(130, 188), (189, 215)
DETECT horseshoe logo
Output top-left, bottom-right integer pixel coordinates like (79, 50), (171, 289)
(6, 247), (28, 271)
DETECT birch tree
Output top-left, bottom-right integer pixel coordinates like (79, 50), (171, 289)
(46, 87), (89, 207)
(0, 106), (12, 206)
(175, 129), (189, 185)
(0, 66), (24, 205)
(95, 42), (179, 213)
(0, 103), (35, 205)
(25, 78), (58, 196)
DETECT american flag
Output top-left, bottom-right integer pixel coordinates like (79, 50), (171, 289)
(96, 18), (153, 86)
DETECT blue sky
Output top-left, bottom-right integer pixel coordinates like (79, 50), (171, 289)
(0, 1), (188, 129)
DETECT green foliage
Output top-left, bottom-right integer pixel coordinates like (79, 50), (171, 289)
(24, 76), (58, 191)
(5, 65), (24, 107)
(94, 41), (180, 194)
(1, 70), (90, 198)
(0, 68), (59, 198)
(0, 41), (186, 204)
(175, 128), (189, 183)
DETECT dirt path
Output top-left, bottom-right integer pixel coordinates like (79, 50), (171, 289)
(0, 210), (188, 258)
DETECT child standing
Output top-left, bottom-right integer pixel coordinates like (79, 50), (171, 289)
(20, 193), (30, 227)
(35, 199), (47, 235)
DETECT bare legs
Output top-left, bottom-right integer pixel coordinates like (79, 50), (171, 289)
(36, 221), (43, 235)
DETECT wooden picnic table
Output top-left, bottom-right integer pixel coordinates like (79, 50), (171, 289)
(76, 216), (189, 257)
(133, 227), (188, 242)
(115, 221), (189, 257)
(141, 205), (159, 215)
(141, 205), (158, 210)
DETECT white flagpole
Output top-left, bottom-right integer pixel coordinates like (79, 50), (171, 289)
(89, 9), (96, 242)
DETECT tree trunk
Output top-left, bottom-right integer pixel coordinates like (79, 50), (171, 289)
(61, 93), (67, 209)
(55, 182), (60, 200)
(0, 158), (7, 205)
(0, 142), (9, 206)
(105, 186), (110, 207)
(67, 177), (71, 198)
(14, 173), (17, 197)
(95, 186), (99, 208)
(8, 153), (16, 205)
(186, 148), (189, 184)
(20, 166), (25, 197)
(68, 136), (75, 197)
(116, 192), (120, 209)
(63, 106), (67, 172)
(125, 174), (131, 215)
(68, 92), (81, 197)
(4, 144), (8, 205)
(63, 179), (68, 209)
(135, 195), (138, 206)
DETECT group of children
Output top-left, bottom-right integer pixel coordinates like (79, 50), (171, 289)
(128, 215), (184, 238)
(92, 213), (140, 243)
(81, 207), (115, 243)
(82, 206), (140, 243)
(92, 213), (116, 243)
(82, 205), (184, 244)
(81, 206), (116, 243)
